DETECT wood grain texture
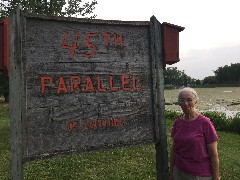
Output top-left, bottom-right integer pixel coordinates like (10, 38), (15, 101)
(9, 8), (24, 180)
(150, 16), (168, 180)
(20, 15), (158, 161)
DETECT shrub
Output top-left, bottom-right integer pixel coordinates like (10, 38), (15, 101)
(165, 110), (240, 134)
(0, 73), (9, 102)
(201, 111), (230, 132)
(229, 113), (240, 134)
(165, 110), (182, 120)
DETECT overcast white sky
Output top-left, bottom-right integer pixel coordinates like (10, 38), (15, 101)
(94, 0), (240, 80)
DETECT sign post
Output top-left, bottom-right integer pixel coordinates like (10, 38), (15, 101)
(9, 7), (24, 180)
(150, 16), (169, 180)
(9, 7), (183, 180)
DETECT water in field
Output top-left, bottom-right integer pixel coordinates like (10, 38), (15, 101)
(164, 87), (240, 117)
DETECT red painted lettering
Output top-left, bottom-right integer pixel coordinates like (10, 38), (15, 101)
(70, 76), (81, 92)
(114, 34), (123, 47)
(57, 77), (68, 93)
(103, 119), (108, 127)
(97, 75), (107, 92)
(132, 75), (141, 91)
(62, 32), (124, 59)
(41, 76), (53, 94)
(90, 120), (98, 128)
(111, 118), (117, 127)
(40, 74), (141, 94)
(83, 119), (88, 130)
(117, 117), (124, 126)
(62, 32), (79, 59)
(67, 121), (78, 131)
(122, 74), (130, 91)
(82, 33), (98, 58)
(99, 119), (103, 128)
(82, 117), (124, 130)
(109, 75), (119, 91)
(85, 75), (95, 92)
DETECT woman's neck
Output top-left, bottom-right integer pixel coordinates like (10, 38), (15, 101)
(183, 111), (199, 121)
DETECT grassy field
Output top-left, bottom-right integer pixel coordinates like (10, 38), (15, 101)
(1, 99), (240, 179)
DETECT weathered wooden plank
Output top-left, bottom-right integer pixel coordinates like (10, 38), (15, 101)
(25, 13), (151, 26)
(9, 8), (24, 180)
(150, 16), (168, 180)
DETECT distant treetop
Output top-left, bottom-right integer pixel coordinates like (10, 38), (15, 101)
(0, 0), (98, 19)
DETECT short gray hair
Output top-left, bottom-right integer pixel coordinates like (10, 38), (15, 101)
(178, 87), (198, 99)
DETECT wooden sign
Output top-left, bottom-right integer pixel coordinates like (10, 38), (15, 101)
(12, 14), (156, 159)
(10, 8), (168, 180)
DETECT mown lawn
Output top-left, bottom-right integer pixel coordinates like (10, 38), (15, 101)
(1, 105), (240, 180)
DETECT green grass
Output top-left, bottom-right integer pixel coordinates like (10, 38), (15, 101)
(0, 103), (10, 180)
(217, 131), (240, 179)
(23, 145), (156, 180)
(1, 104), (240, 179)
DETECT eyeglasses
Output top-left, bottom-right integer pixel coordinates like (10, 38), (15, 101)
(178, 98), (195, 103)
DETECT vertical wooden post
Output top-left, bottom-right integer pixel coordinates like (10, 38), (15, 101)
(9, 7), (24, 180)
(150, 16), (168, 180)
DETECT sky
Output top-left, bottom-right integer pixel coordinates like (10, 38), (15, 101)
(94, 0), (240, 80)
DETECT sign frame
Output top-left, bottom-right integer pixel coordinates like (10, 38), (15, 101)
(9, 7), (168, 180)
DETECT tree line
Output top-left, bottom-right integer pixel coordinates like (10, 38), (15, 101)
(203, 63), (240, 85)
(0, 0), (97, 20)
(164, 63), (240, 87)
(163, 67), (201, 87)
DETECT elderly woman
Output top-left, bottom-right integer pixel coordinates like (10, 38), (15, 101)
(169, 87), (220, 180)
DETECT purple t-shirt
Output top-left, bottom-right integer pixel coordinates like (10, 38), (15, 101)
(171, 114), (219, 176)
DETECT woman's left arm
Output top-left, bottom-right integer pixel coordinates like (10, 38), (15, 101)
(207, 141), (220, 180)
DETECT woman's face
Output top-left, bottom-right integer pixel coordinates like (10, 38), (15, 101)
(178, 91), (197, 114)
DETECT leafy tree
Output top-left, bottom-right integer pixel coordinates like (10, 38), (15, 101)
(195, 79), (201, 85)
(164, 67), (182, 86)
(0, 0), (98, 19)
(202, 76), (217, 85)
(0, 0), (98, 102)
(214, 63), (240, 83)
(179, 71), (192, 86)
(164, 67), (198, 87)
